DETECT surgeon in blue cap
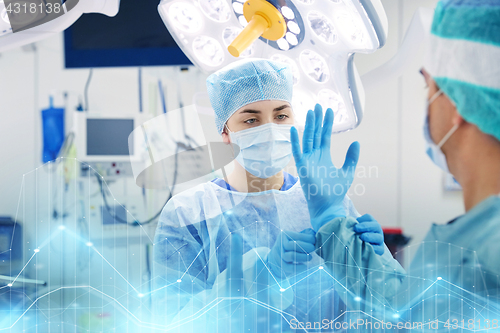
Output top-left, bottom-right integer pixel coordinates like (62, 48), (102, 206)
(152, 58), (390, 331)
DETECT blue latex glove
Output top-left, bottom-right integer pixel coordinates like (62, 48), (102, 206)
(266, 229), (316, 279)
(353, 214), (385, 255)
(291, 104), (360, 231)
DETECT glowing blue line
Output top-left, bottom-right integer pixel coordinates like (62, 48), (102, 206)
(0, 286), (168, 331)
(10, 252), (37, 285)
(91, 248), (139, 294)
(179, 247), (205, 280)
(10, 176), (24, 250)
(144, 280), (180, 296)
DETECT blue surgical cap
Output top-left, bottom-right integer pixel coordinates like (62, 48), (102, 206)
(426, 0), (500, 141)
(206, 59), (293, 134)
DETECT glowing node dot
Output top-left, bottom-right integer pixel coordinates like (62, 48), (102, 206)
(86, 242), (93, 247)
(319, 266), (324, 269)
(138, 293), (144, 298)
(58, 225), (65, 230)
(34, 249), (40, 253)
(437, 277), (442, 280)
(7, 283), (12, 287)
(177, 279), (182, 283)
(280, 288), (286, 292)
(392, 313), (400, 318)
(354, 296), (361, 302)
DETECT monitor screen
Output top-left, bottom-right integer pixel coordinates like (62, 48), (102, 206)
(64, 0), (192, 68)
(0, 233), (9, 253)
(0, 218), (21, 262)
(86, 119), (134, 156)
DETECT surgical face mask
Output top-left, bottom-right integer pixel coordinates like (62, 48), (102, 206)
(423, 89), (460, 173)
(227, 123), (293, 179)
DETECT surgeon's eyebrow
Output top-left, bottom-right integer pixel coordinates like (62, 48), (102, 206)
(273, 104), (290, 112)
(239, 109), (261, 114)
(238, 104), (290, 114)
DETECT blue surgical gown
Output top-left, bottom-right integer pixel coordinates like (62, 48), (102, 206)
(153, 173), (362, 332)
(315, 195), (500, 331)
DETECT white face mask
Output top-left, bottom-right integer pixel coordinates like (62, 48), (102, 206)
(423, 89), (460, 173)
(227, 123), (293, 179)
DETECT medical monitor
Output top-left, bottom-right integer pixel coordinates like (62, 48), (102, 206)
(86, 119), (133, 156)
(64, 0), (192, 68)
(0, 217), (22, 275)
(76, 113), (142, 162)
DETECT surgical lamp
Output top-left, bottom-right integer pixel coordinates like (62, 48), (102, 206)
(159, 0), (388, 133)
(0, 0), (120, 53)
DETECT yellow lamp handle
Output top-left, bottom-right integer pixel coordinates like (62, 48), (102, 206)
(227, 0), (287, 57)
(228, 14), (270, 58)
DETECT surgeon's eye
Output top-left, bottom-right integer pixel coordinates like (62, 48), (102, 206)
(276, 114), (289, 121)
(244, 118), (258, 124)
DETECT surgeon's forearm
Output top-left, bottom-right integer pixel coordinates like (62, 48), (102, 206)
(314, 216), (405, 313)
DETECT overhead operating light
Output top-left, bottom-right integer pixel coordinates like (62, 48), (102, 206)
(0, 0), (12, 37)
(159, 0), (388, 133)
(0, 0), (120, 52)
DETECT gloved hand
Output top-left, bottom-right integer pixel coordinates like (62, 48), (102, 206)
(266, 229), (316, 279)
(291, 104), (360, 231)
(353, 214), (385, 255)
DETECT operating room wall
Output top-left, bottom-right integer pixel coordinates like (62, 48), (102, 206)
(0, 0), (464, 271)
(0, 33), (209, 289)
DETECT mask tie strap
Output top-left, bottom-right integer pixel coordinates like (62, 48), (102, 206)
(437, 123), (460, 149)
(225, 124), (237, 157)
(429, 89), (443, 105)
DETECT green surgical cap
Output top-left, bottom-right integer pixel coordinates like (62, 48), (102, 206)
(426, 0), (500, 141)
